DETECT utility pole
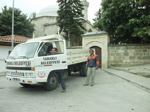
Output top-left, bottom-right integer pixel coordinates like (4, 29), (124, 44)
(12, 0), (14, 50)
(68, 29), (70, 47)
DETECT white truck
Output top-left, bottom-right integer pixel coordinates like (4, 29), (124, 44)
(6, 34), (89, 90)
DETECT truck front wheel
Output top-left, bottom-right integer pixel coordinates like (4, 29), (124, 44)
(44, 72), (58, 91)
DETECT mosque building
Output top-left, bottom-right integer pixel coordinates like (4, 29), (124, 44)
(31, 0), (98, 46)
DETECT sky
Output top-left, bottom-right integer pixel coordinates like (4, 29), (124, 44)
(0, 0), (101, 23)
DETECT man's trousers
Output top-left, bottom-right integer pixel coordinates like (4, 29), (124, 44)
(85, 67), (96, 85)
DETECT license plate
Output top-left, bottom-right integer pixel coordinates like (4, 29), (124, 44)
(12, 78), (20, 81)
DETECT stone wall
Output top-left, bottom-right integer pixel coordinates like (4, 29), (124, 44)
(108, 44), (150, 67)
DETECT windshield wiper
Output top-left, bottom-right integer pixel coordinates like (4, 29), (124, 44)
(17, 56), (29, 59)
(23, 56), (29, 59)
(8, 56), (15, 59)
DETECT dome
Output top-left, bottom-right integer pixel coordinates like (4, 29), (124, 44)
(36, 5), (59, 17)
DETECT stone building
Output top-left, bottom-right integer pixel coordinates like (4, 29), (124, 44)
(31, 0), (98, 46)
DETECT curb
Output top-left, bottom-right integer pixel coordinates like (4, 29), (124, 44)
(102, 69), (150, 92)
(111, 67), (150, 76)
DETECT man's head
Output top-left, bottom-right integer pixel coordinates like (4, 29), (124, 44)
(89, 49), (94, 55)
(50, 48), (55, 54)
(50, 48), (58, 54)
(54, 48), (58, 53)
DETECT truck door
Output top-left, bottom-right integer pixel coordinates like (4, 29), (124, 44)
(34, 40), (67, 80)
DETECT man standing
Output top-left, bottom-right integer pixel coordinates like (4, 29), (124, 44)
(53, 47), (67, 92)
(84, 49), (99, 86)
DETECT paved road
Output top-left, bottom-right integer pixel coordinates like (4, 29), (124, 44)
(0, 69), (150, 112)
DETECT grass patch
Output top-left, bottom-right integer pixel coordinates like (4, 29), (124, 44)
(142, 75), (150, 78)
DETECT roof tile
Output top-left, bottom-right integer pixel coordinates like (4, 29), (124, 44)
(0, 35), (30, 43)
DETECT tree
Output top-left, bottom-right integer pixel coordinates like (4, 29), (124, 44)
(0, 6), (34, 38)
(93, 0), (150, 44)
(57, 0), (86, 46)
(29, 12), (36, 21)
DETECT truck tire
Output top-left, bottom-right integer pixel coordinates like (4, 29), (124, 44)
(44, 72), (58, 91)
(80, 64), (87, 77)
(20, 83), (31, 87)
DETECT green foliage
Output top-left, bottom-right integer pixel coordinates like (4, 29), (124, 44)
(57, 0), (86, 45)
(0, 6), (34, 38)
(94, 0), (150, 44)
(29, 12), (36, 21)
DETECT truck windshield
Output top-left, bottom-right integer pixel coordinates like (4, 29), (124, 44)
(9, 42), (39, 59)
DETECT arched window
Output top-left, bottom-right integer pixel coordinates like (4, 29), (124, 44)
(88, 29), (92, 32)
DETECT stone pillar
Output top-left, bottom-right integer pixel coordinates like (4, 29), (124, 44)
(82, 31), (110, 68)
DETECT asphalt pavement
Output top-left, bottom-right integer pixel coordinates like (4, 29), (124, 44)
(0, 69), (150, 112)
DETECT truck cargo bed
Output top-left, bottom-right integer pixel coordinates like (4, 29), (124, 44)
(67, 49), (89, 65)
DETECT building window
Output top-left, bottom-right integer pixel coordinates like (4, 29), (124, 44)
(88, 29), (92, 32)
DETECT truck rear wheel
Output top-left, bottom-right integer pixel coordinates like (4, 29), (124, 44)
(20, 83), (31, 87)
(80, 63), (87, 77)
(44, 72), (58, 91)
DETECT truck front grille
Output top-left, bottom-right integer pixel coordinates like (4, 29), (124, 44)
(11, 72), (24, 77)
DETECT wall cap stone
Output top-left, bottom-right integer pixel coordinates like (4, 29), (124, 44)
(109, 44), (150, 47)
(82, 31), (108, 37)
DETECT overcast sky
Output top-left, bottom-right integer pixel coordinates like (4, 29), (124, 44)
(0, 0), (101, 23)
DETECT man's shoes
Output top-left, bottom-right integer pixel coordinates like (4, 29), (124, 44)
(91, 84), (94, 86)
(61, 89), (67, 92)
(83, 84), (89, 86)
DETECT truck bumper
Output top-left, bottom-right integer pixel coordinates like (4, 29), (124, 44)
(6, 76), (37, 84)
(6, 70), (47, 84)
